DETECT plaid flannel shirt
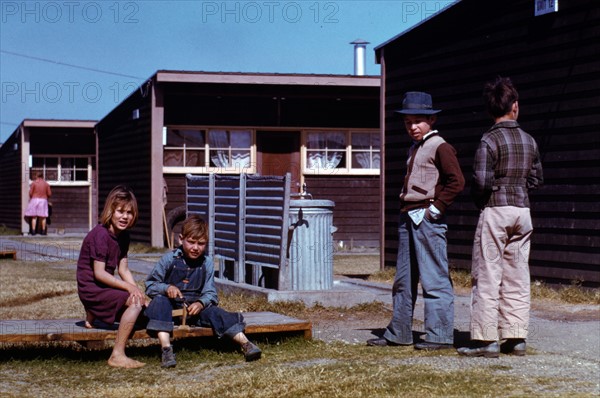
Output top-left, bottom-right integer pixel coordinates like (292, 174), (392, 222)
(471, 120), (543, 209)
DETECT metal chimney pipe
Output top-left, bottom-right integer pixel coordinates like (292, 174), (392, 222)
(350, 39), (370, 76)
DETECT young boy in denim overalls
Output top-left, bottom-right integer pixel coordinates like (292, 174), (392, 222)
(145, 215), (261, 367)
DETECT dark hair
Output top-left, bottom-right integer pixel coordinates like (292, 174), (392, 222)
(100, 185), (138, 228)
(483, 76), (519, 118)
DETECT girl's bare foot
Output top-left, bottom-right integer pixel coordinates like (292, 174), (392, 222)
(84, 311), (95, 329)
(107, 355), (145, 369)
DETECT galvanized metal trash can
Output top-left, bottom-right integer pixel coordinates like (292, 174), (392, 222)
(288, 199), (336, 290)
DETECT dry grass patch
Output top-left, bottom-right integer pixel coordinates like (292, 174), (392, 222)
(128, 243), (169, 255)
(1, 338), (563, 398)
(367, 265), (396, 284)
(0, 260), (79, 319)
(0, 225), (19, 235)
(531, 280), (600, 305)
(369, 266), (600, 306)
(1, 259), (597, 397)
(333, 253), (380, 276)
(368, 267), (472, 288)
(0, 260), (147, 320)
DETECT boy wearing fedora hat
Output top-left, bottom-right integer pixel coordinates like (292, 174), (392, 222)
(368, 91), (464, 350)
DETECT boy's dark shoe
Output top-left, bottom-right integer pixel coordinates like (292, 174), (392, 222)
(501, 339), (526, 356)
(414, 342), (453, 351)
(457, 341), (500, 358)
(161, 346), (177, 368)
(242, 341), (262, 362)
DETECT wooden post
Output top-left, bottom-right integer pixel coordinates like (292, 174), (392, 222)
(162, 206), (171, 249)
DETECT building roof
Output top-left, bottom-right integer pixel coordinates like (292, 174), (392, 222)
(155, 70), (380, 87)
(22, 119), (97, 128)
(374, 0), (461, 61)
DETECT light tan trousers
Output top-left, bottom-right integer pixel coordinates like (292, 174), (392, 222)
(470, 206), (533, 341)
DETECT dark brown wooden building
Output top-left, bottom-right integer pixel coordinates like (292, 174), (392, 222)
(95, 71), (380, 247)
(0, 120), (97, 234)
(375, 0), (599, 283)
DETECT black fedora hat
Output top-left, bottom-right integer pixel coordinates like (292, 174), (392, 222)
(395, 91), (441, 115)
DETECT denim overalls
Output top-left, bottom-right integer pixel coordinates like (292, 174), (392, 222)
(145, 255), (245, 339)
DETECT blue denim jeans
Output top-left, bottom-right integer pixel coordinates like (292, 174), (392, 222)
(144, 295), (246, 339)
(383, 212), (454, 344)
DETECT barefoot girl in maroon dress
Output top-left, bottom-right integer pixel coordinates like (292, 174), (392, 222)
(76, 185), (146, 368)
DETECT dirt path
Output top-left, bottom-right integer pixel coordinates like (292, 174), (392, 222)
(306, 285), (600, 395)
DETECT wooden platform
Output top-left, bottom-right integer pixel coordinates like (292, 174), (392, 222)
(0, 312), (312, 345)
(0, 250), (17, 260)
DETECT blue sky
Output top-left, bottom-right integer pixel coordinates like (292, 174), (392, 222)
(0, 0), (454, 142)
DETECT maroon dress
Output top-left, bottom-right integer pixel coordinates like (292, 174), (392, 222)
(76, 224), (130, 324)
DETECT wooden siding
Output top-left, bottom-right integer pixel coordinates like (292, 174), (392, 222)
(164, 174), (187, 224)
(1, 123), (96, 234)
(304, 176), (380, 249)
(27, 126), (96, 234)
(29, 127), (95, 155)
(379, 0), (600, 283)
(163, 83), (378, 129)
(0, 134), (23, 230)
(96, 91), (153, 243)
(48, 186), (91, 233)
(159, 77), (380, 248)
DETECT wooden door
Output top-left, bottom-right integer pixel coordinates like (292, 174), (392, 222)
(256, 131), (301, 194)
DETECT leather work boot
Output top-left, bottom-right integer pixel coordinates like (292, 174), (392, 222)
(242, 341), (262, 362)
(161, 345), (177, 368)
(501, 339), (527, 356)
(457, 341), (500, 358)
(414, 341), (453, 351)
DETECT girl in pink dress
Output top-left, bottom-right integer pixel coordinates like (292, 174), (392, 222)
(25, 172), (51, 235)
(76, 185), (146, 368)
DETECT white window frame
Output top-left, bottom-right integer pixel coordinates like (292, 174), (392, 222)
(163, 126), (256, 174)
(29, 155), (93, 186)
(302, 129), (380, 175)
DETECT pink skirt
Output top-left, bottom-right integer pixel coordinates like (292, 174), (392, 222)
(25, 198), (48, 217)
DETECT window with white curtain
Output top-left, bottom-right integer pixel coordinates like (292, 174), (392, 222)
(208, 129), (251, 169)
(304, 130), (380, 175)
(306, 131), (346, 170)
(163, 127), (252, 172)
(162, 127), (378, 175)
(351, 132), (381, 170)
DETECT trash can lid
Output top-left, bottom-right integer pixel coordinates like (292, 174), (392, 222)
(290, 199), (335, 208)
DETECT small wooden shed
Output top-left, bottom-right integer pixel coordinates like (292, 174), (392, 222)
(95, 71), (380, 248)
(375, 0), (599, 283)
(0, 119), (97, 234)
